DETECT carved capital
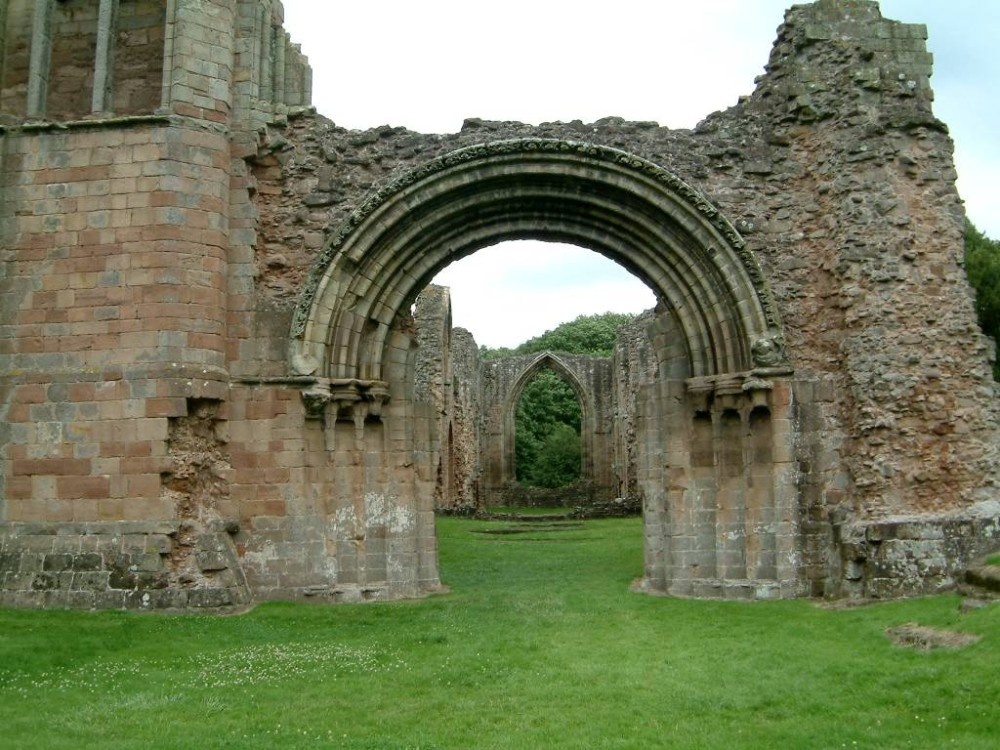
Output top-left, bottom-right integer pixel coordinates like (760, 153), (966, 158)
(751, 332), (787, 368)
(301, 380), (331, 419)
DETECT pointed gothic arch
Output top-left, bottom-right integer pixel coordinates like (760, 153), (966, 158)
(499, 351), (593, 487)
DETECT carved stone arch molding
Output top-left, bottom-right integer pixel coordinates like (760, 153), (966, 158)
(290, 138), (786, 389)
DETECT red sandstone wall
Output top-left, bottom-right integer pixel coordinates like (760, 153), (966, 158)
(0, 121), (232, 523)
(0, 0), (167, 121)
(47, 0), (100, 121)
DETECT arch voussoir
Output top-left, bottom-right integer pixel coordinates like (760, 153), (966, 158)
(292, 139), (782, 384)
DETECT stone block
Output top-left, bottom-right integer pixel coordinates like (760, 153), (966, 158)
(133, 553), (164, 573)
(724, 582), (755, 600)
(187, 588), (235, 609)
(20, 553), (44, 573)
(94, 590), (127, 609)
(145, 534), (173, 555)
(42, 553), (74, 571)
(691, 580), (723, 598)
(73, 571), (111, 592)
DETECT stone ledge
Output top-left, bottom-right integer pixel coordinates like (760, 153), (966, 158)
(964, 563), (1000, 595)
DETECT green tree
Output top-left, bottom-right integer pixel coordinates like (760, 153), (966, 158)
(514, 370), (581, 485)
(526, 423), (582, 488)
(517, 312), (634, 356)
(965, 222), (1000, 381)
(481, 312), (636, 360)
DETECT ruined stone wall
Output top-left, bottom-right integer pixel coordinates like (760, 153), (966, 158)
(614, 307), (690, 501)
(0, 0), (313, 609)
(726, 0), (1000, 520)
(447, 328), (483, 512)
(414, 285), (452, 510)
(226, 0), (1000, 597)
(2, 0), (999, 608)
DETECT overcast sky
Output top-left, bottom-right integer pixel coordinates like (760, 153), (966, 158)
(282, 1), (1000, 348)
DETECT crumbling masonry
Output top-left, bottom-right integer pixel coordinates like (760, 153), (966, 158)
(1, 0), (998, 609)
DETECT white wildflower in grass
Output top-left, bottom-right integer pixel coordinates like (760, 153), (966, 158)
(0, 659), (144, 697)
(190, 642), (408, 688)
(0, 642), (407, 697)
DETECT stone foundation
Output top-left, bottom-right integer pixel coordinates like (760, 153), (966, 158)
(839, 513), (1000, 599)
(0, 521), (250, 610)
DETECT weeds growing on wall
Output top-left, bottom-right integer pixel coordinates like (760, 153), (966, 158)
(0, 516), (997, 749)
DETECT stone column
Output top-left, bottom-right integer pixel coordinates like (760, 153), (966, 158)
(256, 3), (272, 104)
(273, 30), (287, 106)
(26, 0), (55, 118)
(302, 60), (312, 105)
(159, 0), (178, 112)
(91, 0), (119, 115)
(0, 0), (8, 101)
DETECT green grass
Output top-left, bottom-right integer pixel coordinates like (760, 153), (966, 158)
(1, 516), (998, 749)
(986, 554), (1000, 566)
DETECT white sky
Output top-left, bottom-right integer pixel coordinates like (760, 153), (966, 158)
(282, 0), (1000, 348)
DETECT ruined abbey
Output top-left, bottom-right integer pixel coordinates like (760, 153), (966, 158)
(1, 0), (998, 609)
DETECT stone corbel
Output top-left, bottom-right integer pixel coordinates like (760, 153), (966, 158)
(713, 374), (746, 410)
(741, 377), (774, 409)
(300, 378), (391, 449)
(301, 379), (332, 419)
(686, 378), (715, 414)
(329, 379), (363, 414)
(687, 369), (788, 414)
(364, 381), (391, 419)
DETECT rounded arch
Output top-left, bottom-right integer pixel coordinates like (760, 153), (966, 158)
(498, 352), (595, 487)
(290, 138), (784, 382)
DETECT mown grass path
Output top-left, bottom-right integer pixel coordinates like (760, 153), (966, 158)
(1, 516), (997, 748)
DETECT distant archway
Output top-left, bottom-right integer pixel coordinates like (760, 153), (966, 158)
(502, 352), (593, 488)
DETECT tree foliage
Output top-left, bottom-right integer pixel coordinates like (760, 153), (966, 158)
(964, 222), (1000, 381)
(515, 370), (581, 487)
(527, 424), (582, 489)
(481, 312), (636, 360)
(516, 312), (636, 356)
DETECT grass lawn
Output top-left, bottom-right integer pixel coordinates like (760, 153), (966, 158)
(1, 516), (997, 749)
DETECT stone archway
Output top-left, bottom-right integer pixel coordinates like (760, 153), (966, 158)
(480, 352), (617, 505)
(480, 350), (615, 503)
(502, 353), (594, 490)
(290, 139), (783, 386)
(290, 138), (793, 599)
